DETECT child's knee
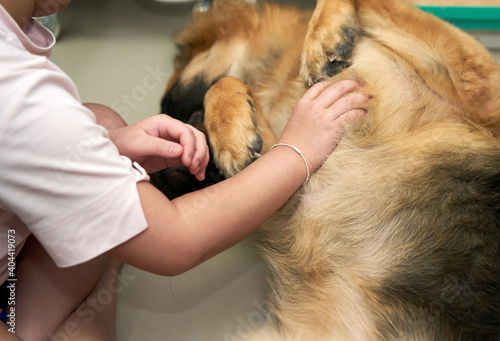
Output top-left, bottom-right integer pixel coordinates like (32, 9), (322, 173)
(83, 103), (127, 130)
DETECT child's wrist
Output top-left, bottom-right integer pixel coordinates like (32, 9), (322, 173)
(269, 143), (310, 183)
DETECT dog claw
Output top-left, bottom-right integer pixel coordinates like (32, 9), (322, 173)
(328, 53), (339, 62)
(248, 149), (261, 159)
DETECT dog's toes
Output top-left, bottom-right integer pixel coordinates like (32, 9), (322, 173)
(247, 132), (263, 159)
(301, 22), (360, 85)
(204, 77), (264, 178)
(212, 127), (263, 178)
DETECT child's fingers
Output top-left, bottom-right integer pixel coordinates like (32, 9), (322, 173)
(150, 115), (197, 167)
(337, 108), (368, 128)
(144, 139), (183, 159)
(302, 81), (333, 100)
(178, 128), (196, 168)
(194, 168), (207, 182)
(143, 115), (209, 177)
(329, 92), (372, 120)
(186, 125), (209, 177)
(333, 108), (368, 138)
(314, 79), (362, 109)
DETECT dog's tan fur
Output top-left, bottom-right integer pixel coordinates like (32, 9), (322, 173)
(160, 0), (500, 339)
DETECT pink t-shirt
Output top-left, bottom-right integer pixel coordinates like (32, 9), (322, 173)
(0, 5), (150, 283)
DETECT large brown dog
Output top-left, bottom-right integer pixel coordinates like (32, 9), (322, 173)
(153, 0), (500, 339)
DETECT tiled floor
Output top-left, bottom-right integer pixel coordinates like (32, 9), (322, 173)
(52, 1), (500, 340)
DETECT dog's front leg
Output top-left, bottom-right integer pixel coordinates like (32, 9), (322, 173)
(204, 76), (277, 178)
(301, 0), (360, 85)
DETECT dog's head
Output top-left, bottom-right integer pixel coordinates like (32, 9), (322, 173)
(151, 0), (260, 198)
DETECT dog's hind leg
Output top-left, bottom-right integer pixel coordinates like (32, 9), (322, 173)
(204, 76), (278, 178)
(355, 0), (500, 130)
(303, 0), (500, 128)
(301, 0), (360, 86)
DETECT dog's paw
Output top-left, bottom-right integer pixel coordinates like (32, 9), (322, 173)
(301, 10), (360, 85)
(204, 77), (263, 178)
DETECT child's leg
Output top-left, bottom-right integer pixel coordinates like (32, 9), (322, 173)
(14, 236), (116, 341)
(83, 103), (128, 130)
(49, 258), (122, 341)
(0, 322), (22, 341)
(13, 106), (129, 340)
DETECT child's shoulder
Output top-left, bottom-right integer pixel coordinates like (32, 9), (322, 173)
(0, 6), (54, 58)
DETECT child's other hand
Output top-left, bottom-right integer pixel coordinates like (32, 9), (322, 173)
(108, 115), (209, 179)
(278, 80), (371, 173)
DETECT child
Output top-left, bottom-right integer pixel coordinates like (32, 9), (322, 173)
(0, 0), (370, 339)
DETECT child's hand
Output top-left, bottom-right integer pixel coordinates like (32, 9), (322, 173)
(108, 115), (209, 179)
(278, 80), (370, 173)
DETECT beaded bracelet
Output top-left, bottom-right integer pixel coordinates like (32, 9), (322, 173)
(270, 143), (310, 182)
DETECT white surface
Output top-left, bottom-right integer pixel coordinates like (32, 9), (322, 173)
(52, 0), (500, 339)
(471, 31), (500, 49)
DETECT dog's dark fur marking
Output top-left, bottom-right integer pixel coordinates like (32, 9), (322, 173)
(373, 150), (500, 339)
(150, 162), (225, 199)
(160, 75), (211, 124)
(321, 25), (360, 79)
(156, 75), (227, 199)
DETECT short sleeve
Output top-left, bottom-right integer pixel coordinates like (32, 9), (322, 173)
(0, 50), (150, 267)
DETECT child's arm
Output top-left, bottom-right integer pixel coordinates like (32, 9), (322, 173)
(83, 103), (209, 179)
(108, 80), (370, 276)
(106, 115), (209, 179)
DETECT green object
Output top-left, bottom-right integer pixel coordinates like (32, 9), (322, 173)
(417, 5), (500, 30)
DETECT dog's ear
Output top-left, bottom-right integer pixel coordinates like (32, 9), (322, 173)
(174, 0), (252, 59)
(170, 0), (256, 82)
